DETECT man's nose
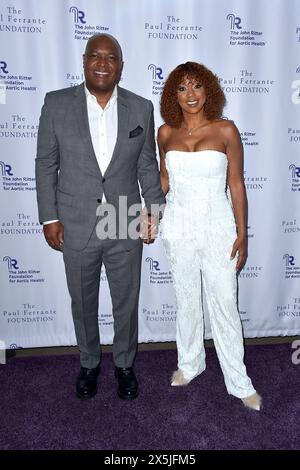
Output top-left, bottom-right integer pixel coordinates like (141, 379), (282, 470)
(96, 55), (108, 67)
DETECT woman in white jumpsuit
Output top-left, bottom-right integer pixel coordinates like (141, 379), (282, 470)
(158, 62), (261, 411)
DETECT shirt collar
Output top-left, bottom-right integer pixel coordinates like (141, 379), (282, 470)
(84, 84), (118, 110)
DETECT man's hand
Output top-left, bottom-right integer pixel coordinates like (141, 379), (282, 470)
(43, 221), (64, 251)
(230, 235), (247, 271)
(140, 211), (158, 244)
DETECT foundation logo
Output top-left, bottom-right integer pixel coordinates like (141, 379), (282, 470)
(282, 219), (300, 235)
(226, 14), (242, 30)
(145, 15), (202, 41)
(144, 257), (172, 285)
(0, 162), (35, 192)
(0, 61), (37, 94)
(143, 303), (176, 325)
(291, 80), (300, 104)
(0, 113), (38, 139)
(277, 298), (300, 319)
(289, 164), (300, 192)
(2, 256), (45, 284)
(2, 303), (56, 325)
(1, 212), (42, 236)
(0, 160), (13, 176)
(283, 254), (300, 279)
(283, 253), (295, 267)
(220, 69), (274, 95)
(226, 13), (266, 47)
(69, 6), (86, 24)
(148, 64), (163, 80)
(3, 255), (18, 270)
(69, 5), (109, 41)
(148, 64), (165, 97)
(289, 164), (300, 178)
(145, 257), (160, 271)
(0, 5), (46, 33)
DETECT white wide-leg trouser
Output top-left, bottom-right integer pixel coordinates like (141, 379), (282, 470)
(163, 234), (256, 399)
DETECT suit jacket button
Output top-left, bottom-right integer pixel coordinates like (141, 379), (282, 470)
(97, 198), (101, 203)
(102, 177), (106, 183)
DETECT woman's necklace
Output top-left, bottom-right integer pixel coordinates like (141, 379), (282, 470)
(182, 123), (205, 136)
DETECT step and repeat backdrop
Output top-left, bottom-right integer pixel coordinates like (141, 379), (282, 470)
(0, 0), (299, 349)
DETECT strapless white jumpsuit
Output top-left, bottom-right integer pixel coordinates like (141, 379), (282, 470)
(160, 150), (256, 398)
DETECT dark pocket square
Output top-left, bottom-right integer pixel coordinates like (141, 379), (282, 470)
(129, 126), (143, 138)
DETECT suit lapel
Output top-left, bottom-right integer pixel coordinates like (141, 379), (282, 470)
(72, 83), (102, 177)
(104, 87), (129, 176)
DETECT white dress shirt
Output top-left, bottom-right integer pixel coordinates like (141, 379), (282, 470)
(85, 83), (118, 177)
(44, 84), (118, 224)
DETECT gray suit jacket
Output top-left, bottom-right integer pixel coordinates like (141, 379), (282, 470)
(36, 83), (165, 250)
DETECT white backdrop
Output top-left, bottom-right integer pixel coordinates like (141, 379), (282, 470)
(1, 0), (299, 349)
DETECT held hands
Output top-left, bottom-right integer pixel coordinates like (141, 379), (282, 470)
(140, 208), (158, 244)
(43, 221), (64, 251)
(230, 235), (247, 271)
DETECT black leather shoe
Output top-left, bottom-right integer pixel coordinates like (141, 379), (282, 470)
(115, 367), (138, 400)
(76, 365), (100, 399)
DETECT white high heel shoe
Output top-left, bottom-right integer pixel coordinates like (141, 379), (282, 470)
(171, 369), (191, 386)
(241, 393), (262, 411)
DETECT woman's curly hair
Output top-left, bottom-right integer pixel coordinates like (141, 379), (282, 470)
(160, 62), (226, 128)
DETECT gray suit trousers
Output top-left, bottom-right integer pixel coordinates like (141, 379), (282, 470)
(63, 227), (143, 369)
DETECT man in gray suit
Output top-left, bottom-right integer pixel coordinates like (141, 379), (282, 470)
(36, 34), (165, 400)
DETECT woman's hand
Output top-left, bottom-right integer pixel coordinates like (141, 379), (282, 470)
(230, 235), (247, 271)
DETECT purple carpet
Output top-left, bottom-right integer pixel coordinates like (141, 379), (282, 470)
(0, 343), (299, 450)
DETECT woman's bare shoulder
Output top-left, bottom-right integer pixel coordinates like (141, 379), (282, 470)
(158, 123), (173, 140)
(215, 119), (240, 139)
(214, 118), (237, 130)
